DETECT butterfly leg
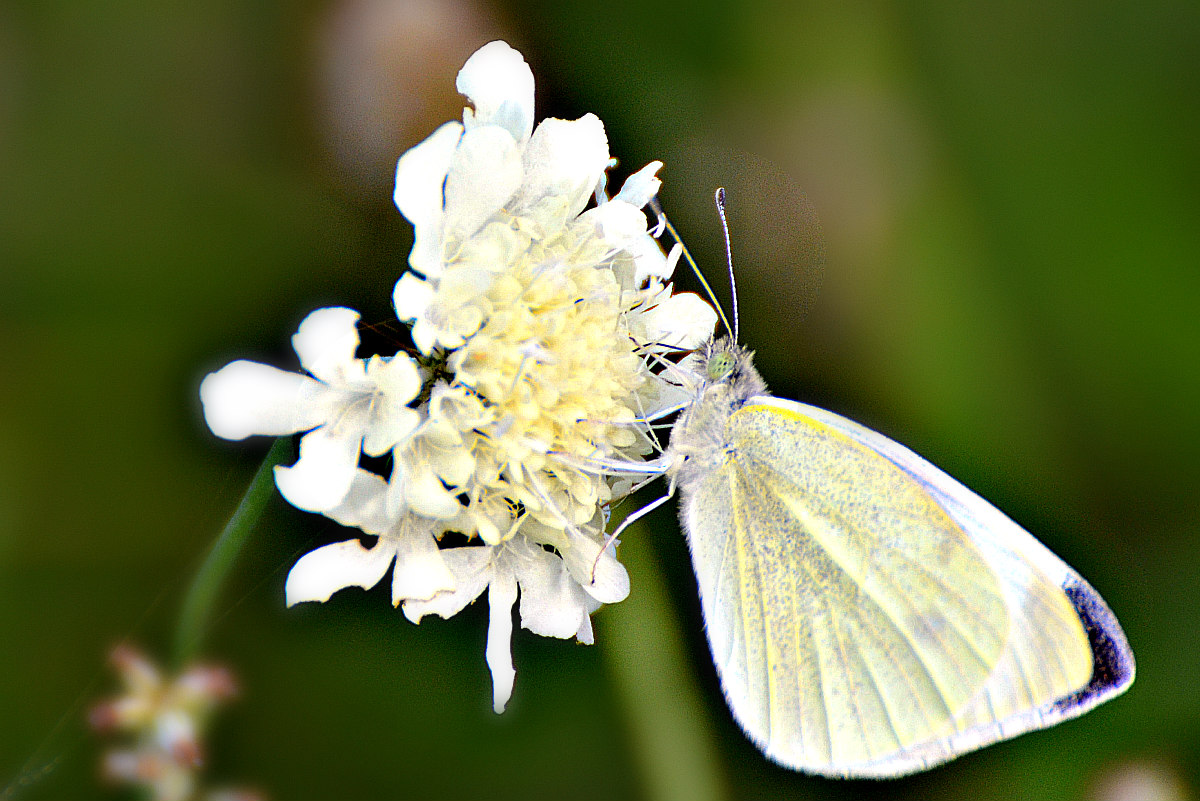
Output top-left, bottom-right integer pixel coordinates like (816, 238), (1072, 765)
(590, 489), (676, 582)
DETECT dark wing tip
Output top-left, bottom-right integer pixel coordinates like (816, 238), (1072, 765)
(1055, 580), (1136, 715)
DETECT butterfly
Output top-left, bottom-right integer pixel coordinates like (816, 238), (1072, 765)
(618, 189), (1134, 778)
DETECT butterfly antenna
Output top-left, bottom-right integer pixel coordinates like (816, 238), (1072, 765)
(650, 198), (735, 340)
(714, 188), (740, 343)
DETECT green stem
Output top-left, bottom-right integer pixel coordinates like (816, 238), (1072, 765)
(173, 437), (292, 665)
(598, 522), (731, 801)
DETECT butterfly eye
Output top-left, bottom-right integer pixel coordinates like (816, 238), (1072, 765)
(707, 352), (736, 381)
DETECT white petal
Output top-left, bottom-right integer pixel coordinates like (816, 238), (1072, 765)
(485, 565), (519, 713)
(639, 292), (719, 351)
(403, 461), (464, 520)
(428, 441), (476, 486)
(456, 41), (534, 143)
(284, 538), (396, 606)
(443, 126), (522, 242)
(581, 197), (647, 242)
(362, 357), (422, 457)
(575, 612), (595, 645)
(410, 317), (440, 356)
(629, 235), (671, 284)
(323, 470), (392, 534)
(368, 353), (420, 402)
(292, 307), (365, 385)
(510, 541), (588, 639)
(385, 457), (408, 518)
(363, 406), (418, 458)
(514, 114), (610, 221)
(393, 271), (434, 322)
(394, 121), (462, 225)
(579, 198), (666, 283)
(394, 121), (463, 278)
(200, 360), (336, 440)
(390, 516), (457, 604)
(274, 424), (363, 512)
(561, 530), (630, 604)
(613, 160), (663, 208)
(402, 546), (493, 622)
(579, 202), (673, 286)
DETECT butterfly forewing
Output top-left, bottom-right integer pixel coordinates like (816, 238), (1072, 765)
(680, 398), (1103, 777)
(763, 397), (1126, 774)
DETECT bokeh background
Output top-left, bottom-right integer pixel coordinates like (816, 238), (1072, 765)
(1, 1), (1197, 799)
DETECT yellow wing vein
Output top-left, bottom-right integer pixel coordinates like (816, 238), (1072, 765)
(1005, 638), (1038, 713)
(821, 601), (873, 762)
(747, 453), (1006, 675)
(787, 563), (811, 761)
(852, 592), (952, 736)
(794, 548), (833, 763)
(833, 605), (904, 757)
(742, 453), (981, 608)
(1003, 582), (1079, 689)
(731, 468), (776, 745)
(862, 552), (994, 691)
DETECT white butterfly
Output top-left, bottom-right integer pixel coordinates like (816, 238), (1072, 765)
(599, 190), (1133, 777)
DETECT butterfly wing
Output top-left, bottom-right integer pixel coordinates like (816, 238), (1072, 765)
(679, 396), (1133, 777)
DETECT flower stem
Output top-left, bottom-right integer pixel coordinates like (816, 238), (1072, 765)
(173, 437), (292, 665)
(598, 522), (731, 801)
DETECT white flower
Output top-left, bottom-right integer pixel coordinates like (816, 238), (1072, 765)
(389, 41), (715, 543)
(201, 39), (718, 714)
(200, 307), (422, 512)
(380, 40), (716, 707)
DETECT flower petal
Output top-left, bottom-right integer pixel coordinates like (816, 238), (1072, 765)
(613, 160), (663, 208)
(638, 292), (718, 351)
(485, 565), (519, 713)
(403, 461), (464, 520)
(456, 40), (534, 143)
(284, 538), (396, 606)
(642, 374), (694, 420)
(402, 546), (493, 622)
(629, 235), (671, 285)
(575, 608), (596, 645)
(514, 114), (610, 223)
(510, 541), (588, 639)
(393, 271), (434, 323)
(362, 355), (422, 457)
(273, 424), (363, 512)
(324, 470), (392, 534)
(443, 126), (522, 242)
(561, 530), (631, 604)
(200, 360), (335, 440)
(578, 199), (676, 285)
(391, 517), (457, 604)
(394, 121), (463, 278)
(363, 406), (419, 458)
(292, 307), (365, 385)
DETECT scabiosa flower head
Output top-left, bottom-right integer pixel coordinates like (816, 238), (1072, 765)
(199, 39), (716, 713)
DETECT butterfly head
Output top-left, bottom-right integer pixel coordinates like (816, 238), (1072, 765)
(694, 337), (766, 408)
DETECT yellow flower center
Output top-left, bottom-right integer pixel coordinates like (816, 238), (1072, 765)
(415, 209), (658, 542)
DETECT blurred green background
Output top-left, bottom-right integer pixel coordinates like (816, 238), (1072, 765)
(1, 0), (1196, 799)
